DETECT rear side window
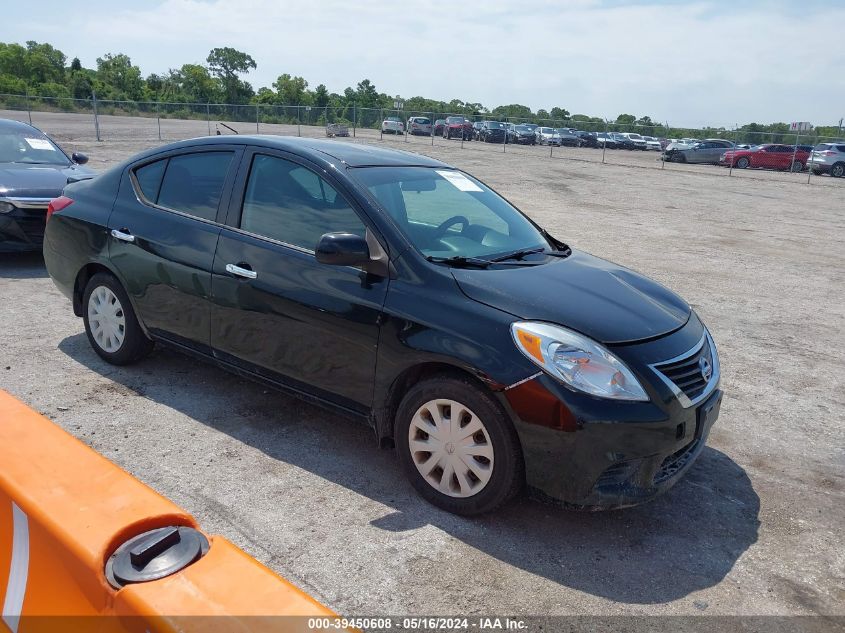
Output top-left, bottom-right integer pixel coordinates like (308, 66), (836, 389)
(134, 159), (167, 202)
(240, 154), (365, 250)
(837, 145), (845, 153)
(155, 152), (233, 221)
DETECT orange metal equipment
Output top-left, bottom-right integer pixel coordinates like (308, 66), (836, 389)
(0, 389), (348, 632)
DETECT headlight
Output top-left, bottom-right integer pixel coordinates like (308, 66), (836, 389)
(0, 201), (14, 214)
(511, 322), (649, 401)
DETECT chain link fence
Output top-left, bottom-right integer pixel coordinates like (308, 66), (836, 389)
(1, 93), (842, 187)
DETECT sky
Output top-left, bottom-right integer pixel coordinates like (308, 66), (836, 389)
(3, 0), (844, 128)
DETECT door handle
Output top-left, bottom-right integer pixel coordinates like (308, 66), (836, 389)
(225, 263), (257, 280)
(111, 229), (135, 243)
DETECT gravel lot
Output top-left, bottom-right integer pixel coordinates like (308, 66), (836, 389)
(1, 110), (843, 621)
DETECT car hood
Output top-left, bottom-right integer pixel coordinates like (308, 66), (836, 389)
(451, 249), (690, 344)
(0, 162), (96, 198)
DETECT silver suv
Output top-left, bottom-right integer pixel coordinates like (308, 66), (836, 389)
(808, 142), (845, 177)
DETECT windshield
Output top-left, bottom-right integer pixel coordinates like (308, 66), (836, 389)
(539, 127), (555, 133)
(446, 117), (464, 123)
(515, 125), (531, 132)
(486, 121), (503, 129)
(352, 166), (549, 260)
(0, 130), (69, 165)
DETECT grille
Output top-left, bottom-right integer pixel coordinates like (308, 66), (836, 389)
(653, 337), (713, 402)
(654, 439), (699, 484)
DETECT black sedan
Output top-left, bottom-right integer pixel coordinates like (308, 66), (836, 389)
(44, 136), (721, 515)
(0, 119), (92, 252)
(507, 124), (537, 145)
(478, 121), (507, 143)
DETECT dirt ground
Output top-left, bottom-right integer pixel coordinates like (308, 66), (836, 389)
(1, 110), (843, 621)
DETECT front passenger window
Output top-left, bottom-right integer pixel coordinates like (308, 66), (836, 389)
(240, 154), (365, 250)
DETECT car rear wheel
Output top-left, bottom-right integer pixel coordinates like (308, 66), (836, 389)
(395, 376), (523, 515)
(831, 163), (844, 178)
(735, 157), (750, 169)
(790, 161), (804, 172)
(83, 272), (153, 365)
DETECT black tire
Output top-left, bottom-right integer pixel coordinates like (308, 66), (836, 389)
(735, 157), (750, 169)
(82, 272), (153, 365)
(831, 163), (845, 178)
(790, 160), (804, 172)
(395, 375), (524, 515)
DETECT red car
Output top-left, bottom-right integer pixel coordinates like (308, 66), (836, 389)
(443, 116), (473, 140)
(720, 144), (810, 171)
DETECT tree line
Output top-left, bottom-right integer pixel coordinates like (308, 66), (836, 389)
(0, 40), (841, 141)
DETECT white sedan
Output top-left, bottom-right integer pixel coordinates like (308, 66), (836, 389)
(381, 117), (404, 135)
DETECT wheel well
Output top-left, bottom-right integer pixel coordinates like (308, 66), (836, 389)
(72, 263), (113, 316)
(377, 362), (494, 447)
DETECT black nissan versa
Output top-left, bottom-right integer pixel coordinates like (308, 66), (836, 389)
(43, 136), (722, 515)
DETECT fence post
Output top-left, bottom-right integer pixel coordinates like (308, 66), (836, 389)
(353, 104), (356, 138)
(431, 112), (435, 146)
(601, 119), (608, 164)
(92, 91), (101, 142)
(156, 102), (161, 141)
(380, 108), (384, 140)
(25, 90), (32, 125)
(256, 104), (260, 134)
(205, 103), (211, 135)
(790, 132), (800, 174)
(297, 106), (301, 137)
(730, 126), (739, 176)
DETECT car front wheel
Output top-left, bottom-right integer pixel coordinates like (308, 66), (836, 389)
(831, 163), (844, 178)
(83, 272), (153, 365)
(395, 376), (523, 515)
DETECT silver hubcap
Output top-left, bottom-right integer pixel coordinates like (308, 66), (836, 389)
(408, 399), (494, 498)
(88, 286), (126, 353)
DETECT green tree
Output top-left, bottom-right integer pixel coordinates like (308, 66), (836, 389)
(206, 47), (256, 104)
(616, 113), (636, 125)
(273, 74), (308, 105)
(314, 83), (329, 108)
(96, 53), (144, 100)
(550, 107), (570, 120)
(355, 79), (379, 107)
(25, 41), (66, 85)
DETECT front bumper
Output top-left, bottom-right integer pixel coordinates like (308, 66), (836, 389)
(501, 315), (722, 508)
(0, 207), (48, 252)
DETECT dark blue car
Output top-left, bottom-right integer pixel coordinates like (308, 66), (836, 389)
(0, 118), (93, 252)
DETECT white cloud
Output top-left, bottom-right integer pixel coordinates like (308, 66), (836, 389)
(10, 0), (845, 127)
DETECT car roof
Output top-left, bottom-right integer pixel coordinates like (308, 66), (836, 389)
(132, 135), (450, 168)
(0, 118), (47, 135)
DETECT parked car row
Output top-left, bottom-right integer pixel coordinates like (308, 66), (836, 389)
(381, 117), (842, 176)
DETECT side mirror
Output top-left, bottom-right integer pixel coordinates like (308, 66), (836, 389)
(71, 152), (89, 165)
(315, 232), (370, 266)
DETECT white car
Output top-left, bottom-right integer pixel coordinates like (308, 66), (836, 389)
(406, 116), (432, 136)
(642, 136), (662, 151)
(381, 117), (404, 135)
(536, 127), (561, 146)
(618, 132), (648, 150)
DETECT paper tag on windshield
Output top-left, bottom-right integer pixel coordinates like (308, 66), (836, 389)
(435, 170), (482, 192)
(25, 138), (55, 151)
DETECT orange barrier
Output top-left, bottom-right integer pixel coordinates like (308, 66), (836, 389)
(0, 390), (349, 632)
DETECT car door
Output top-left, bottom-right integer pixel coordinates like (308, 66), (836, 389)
(210, 148), (389, 413)
(108, 145), (242, 355)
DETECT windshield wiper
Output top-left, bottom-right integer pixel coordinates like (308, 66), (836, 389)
(488, 247), (546, 262)
(426, 255), (492, 268)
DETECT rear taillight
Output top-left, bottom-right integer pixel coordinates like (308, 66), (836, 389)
(820, 150), (836, 156)
(46, 196), (73, 223)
